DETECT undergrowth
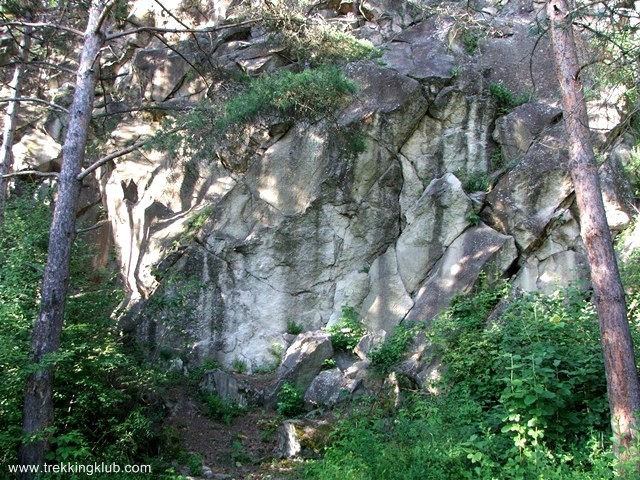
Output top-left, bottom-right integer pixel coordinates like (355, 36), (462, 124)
(0, 190), (166, 477)
(304, 274), (640, 479)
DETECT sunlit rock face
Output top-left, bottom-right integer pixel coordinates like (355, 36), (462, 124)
(90, 0), (634, 370)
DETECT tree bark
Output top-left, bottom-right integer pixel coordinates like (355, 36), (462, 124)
(0, 16), (32, 221)
(17, 1), (108, 474)
(548, 0), (640, 460)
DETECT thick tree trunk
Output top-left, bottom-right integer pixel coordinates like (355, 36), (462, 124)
(0, 18), (32, 221)
(17, 1), (107, 474)
(548, 0), (640, 460)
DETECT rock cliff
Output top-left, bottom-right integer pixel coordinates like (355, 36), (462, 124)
(15, 0), (636, 371)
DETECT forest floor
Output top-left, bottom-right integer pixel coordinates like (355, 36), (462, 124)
(163, 385), (303, 480)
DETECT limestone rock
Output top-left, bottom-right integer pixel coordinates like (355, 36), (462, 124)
(265, 332), (334, 405)
(199, 369), (260, 407)
(485, 123), (573, 252)
(360, 246), (414, 333)
(275, 419), (334, 458)
(406, 223), (517, 323)
(396, 173), (473, 293)
(12, 129), (61, 172)
(304, 368), (354, 407)
(493, 102), (562, 165)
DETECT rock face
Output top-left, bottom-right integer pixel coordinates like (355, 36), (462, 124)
(22, 1), (632, 370)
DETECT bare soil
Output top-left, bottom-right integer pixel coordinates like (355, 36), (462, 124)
(163, 385), (302, 480)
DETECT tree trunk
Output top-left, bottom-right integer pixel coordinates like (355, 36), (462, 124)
(17, 1), (108, 474)
(548, 0), (640, 460)
(0, 17), (32, 221)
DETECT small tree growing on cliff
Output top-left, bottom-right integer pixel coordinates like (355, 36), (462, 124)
(547, 0), (640, 462)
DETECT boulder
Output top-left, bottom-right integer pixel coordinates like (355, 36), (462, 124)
(265, 332), (334, 405)
(493, 102), (562, 165)
(485, 123), (573, 252)
(199, 369), (261, 407)
(304, 368), (352, 407)
(275, 419), (334, 458)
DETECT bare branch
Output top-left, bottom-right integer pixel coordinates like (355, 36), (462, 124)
(105, 18), (259, 41)
(0, 97), (69, 113)
(77, 138), (146, 181)
(96, 0), (119, 32)
(76, 219), (109, 234)
(0, 21), (84, 37)
(91, 102), (195, 119)
(1, 170), (59, 179)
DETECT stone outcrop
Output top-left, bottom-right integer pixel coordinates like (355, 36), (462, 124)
(12, 1), (635, 372)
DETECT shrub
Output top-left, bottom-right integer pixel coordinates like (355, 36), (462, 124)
(286, 318), (303, 335)
(305, 281), (623, 479)
(490, 82), (534, 115)
(215, 65), (357, 131)
(202, 393), (246, 424)
(456, 168), (491, 193)
(369, 323), (421, 374)
(257, 0), (380, 64)
(326, 306), (365, 352)
(277, 382), (305, 417)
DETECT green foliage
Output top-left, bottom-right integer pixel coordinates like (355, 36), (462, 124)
(466, 212), (481, 226)
(342, 129), (368, 159)
(252, 342), (283, 374)
(257, 0), (381, 64)
(155, 65), (358, 158)
(326, 306), (366, 352)
(276, 382), (305, 417)
(216, 65), (357, 131)
(369, 323), (421, 374)
(305, 279), (626, 479)
(286, 317), (303, 335)
(0, 190), (161, 468)
(456, 168), (491, 193)
(232, 357), (248, 373)
(462, 29), (480, 54)
(177, 451), (203, 477)
(202, 393), (247, 424)
(623, 146), (640, 198)
(490, 82), (534, 115)
(490, 148), (505, 170)
(182, 206), (213, 239)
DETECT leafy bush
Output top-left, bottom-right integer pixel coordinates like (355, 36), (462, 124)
(326, 306), (366, 352)
(305, 280), (626, 479)
(456, 168), (491, 193)
(215, 65), (357, 131)
(286, 318), (303, 335)
(202, 393), (246, 424)
(277, 382), (305, 417)
(369, 323), (421, 374)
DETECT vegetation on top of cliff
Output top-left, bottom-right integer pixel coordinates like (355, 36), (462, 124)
(255, 0), (381, 64)
(154, 64), (358, 158)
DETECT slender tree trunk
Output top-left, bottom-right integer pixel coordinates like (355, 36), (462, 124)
(0, 17), (32, 221)
(17, 1), (108, 474)
(548, 0), (640, 460)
